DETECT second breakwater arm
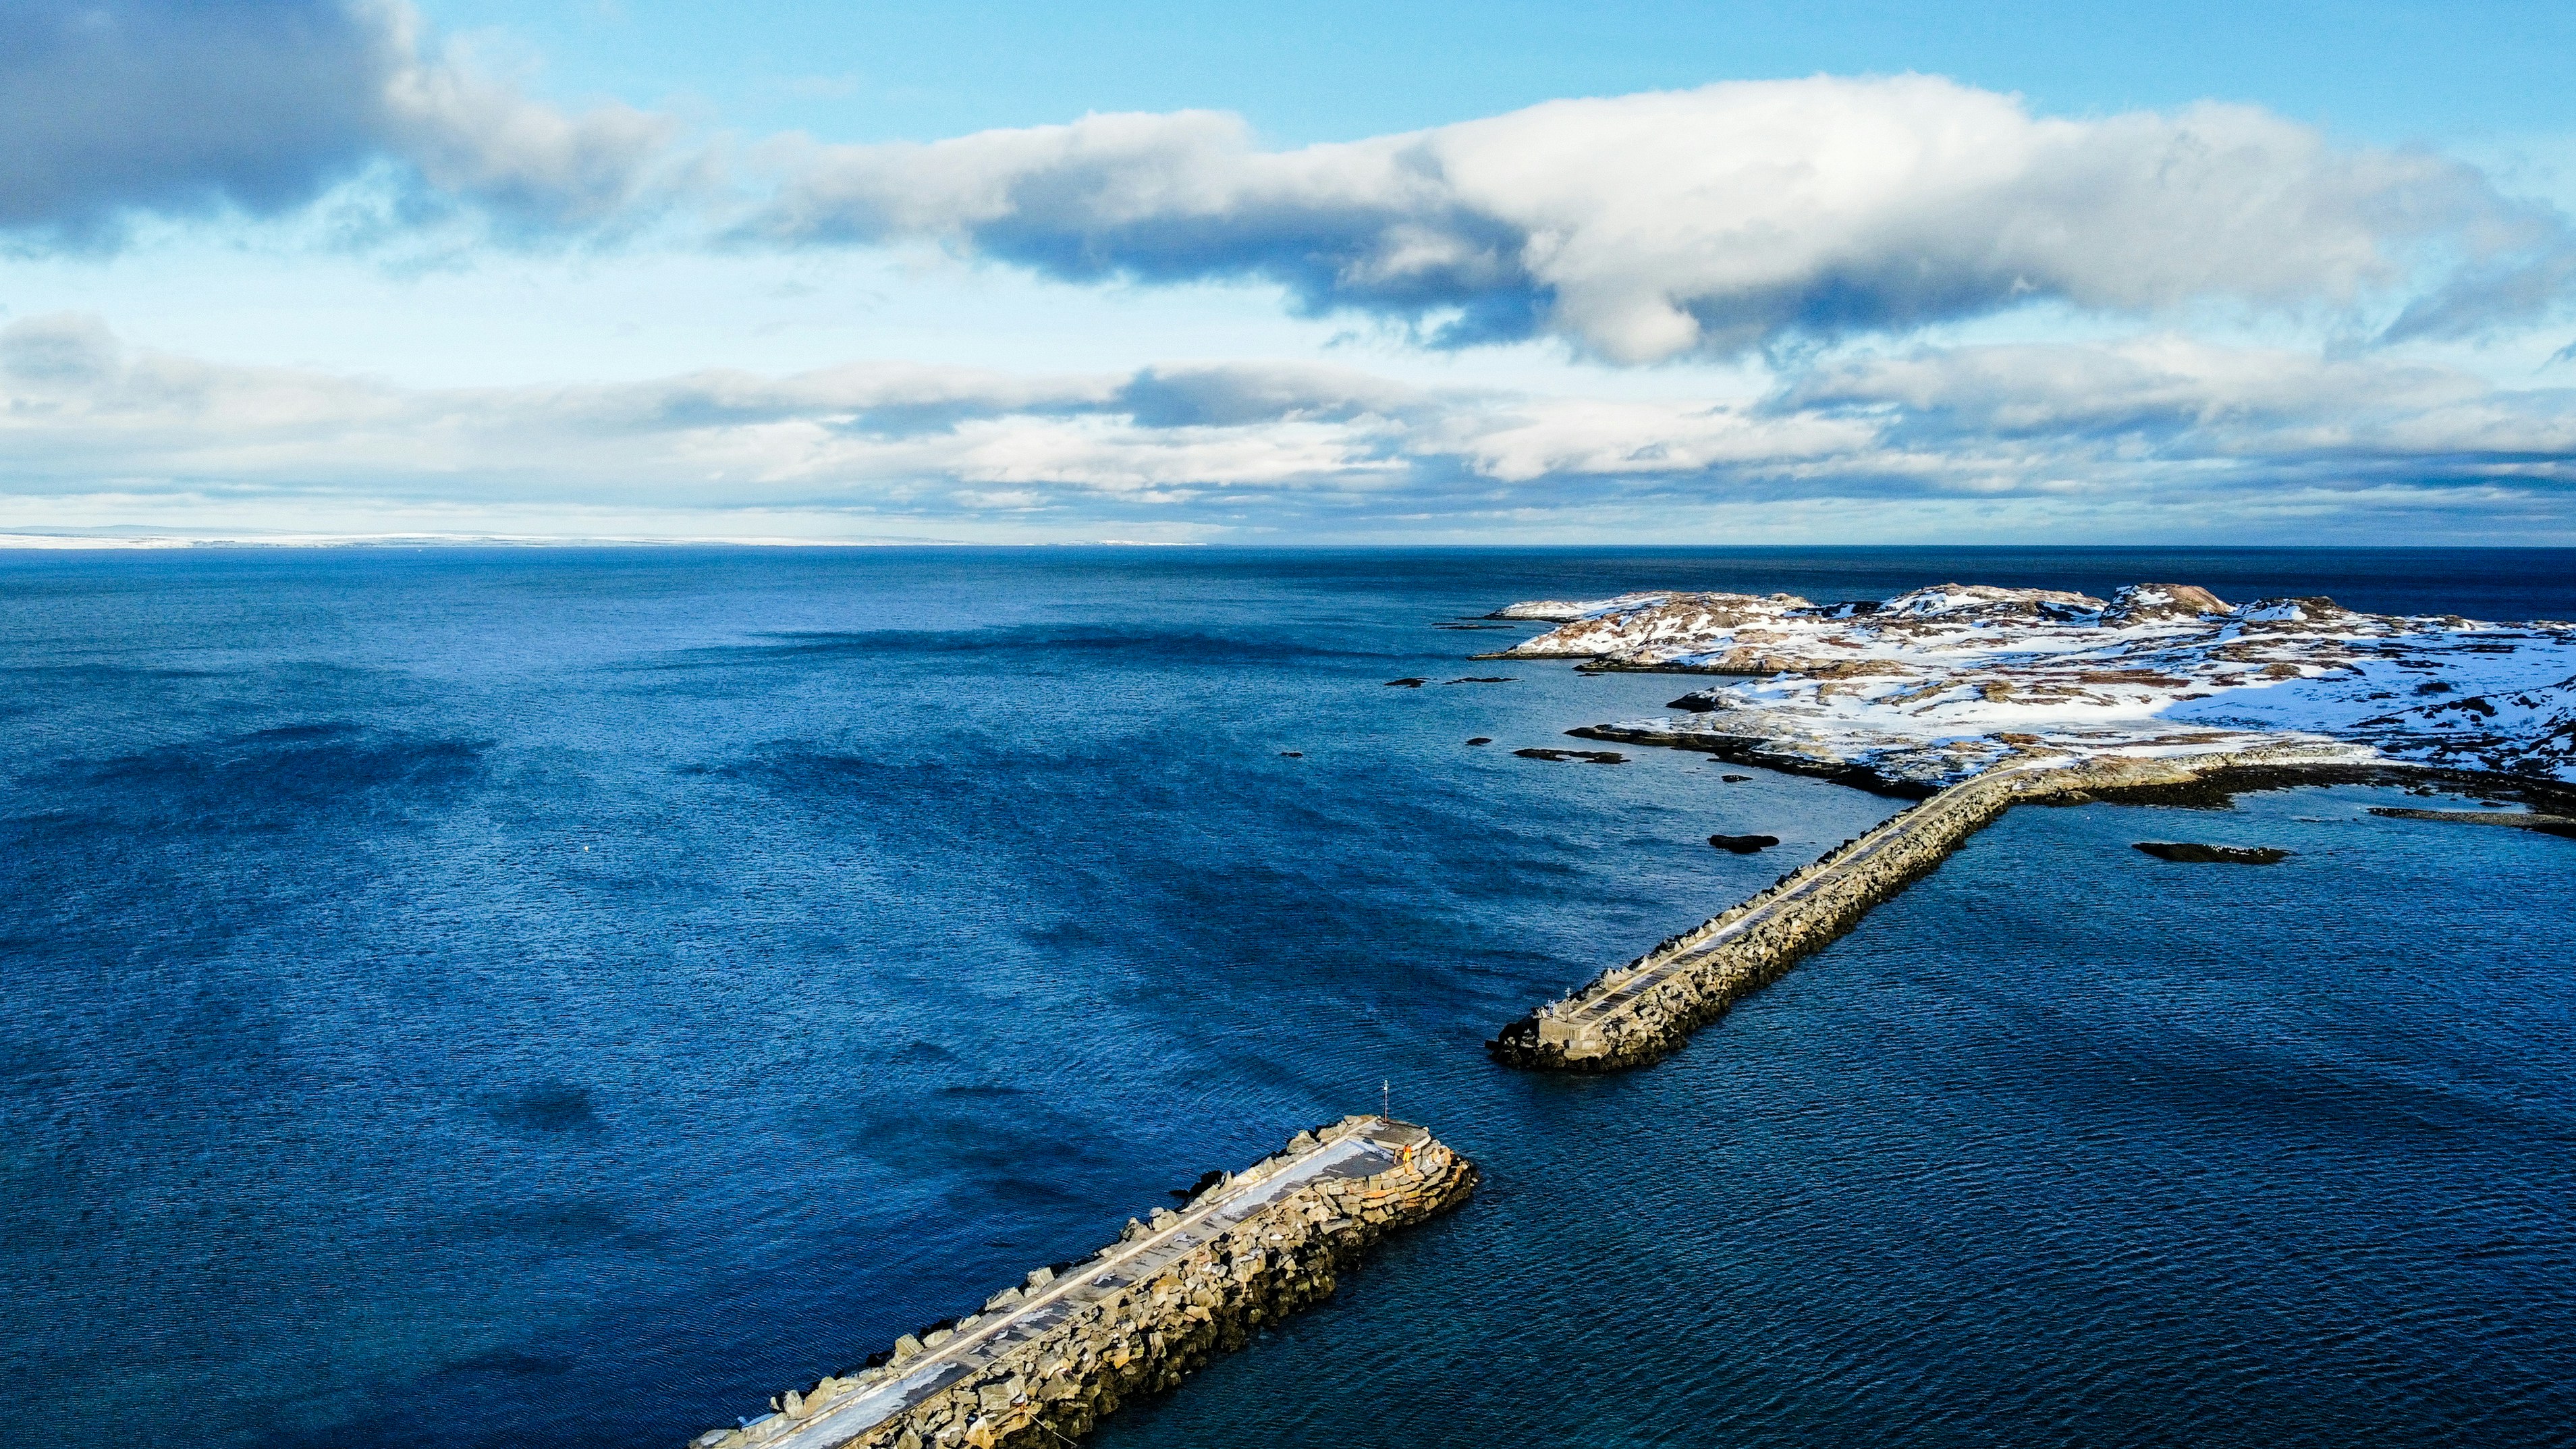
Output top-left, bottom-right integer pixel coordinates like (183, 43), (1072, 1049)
(1488, 741), (2378, 1072)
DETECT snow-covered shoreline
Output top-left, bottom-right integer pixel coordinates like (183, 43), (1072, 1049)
(1492, 582), (2576, 789)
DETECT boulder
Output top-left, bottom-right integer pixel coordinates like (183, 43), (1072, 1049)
(1172, 1168), (1228, 1203)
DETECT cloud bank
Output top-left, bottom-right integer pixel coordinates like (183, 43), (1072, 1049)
(4, 9), (2571, 541)
(5, 315), (2569, 541)
(751, 76), (2571, 360)
(8, 11), (2569, 356)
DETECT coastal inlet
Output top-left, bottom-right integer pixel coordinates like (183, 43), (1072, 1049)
(695, 1118), (1475, 1449)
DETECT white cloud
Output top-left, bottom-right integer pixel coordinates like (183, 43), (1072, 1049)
(375, 7), (686, 231)
(750, 76), (2570, 362)
(0, 1), (691, 244)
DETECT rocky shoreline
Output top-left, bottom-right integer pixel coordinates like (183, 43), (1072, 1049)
(1496, 581), (2576, 789)
(1477, 577), (2576, 1071)
(694, 1118), (1475, 1449)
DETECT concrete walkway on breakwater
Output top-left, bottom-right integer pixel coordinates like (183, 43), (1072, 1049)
(725, 1119), (1434, 1449)
(1489, 741), (2383, 1073)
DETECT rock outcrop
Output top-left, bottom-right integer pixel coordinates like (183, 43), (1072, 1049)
(1514, 747), (1626, 764)
(2365, 806), (2576, 838)
(1491, 580), (2576, 787)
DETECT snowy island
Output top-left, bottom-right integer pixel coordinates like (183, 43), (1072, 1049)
(1493, 582), (2576, 792)
(1483, 580), (2576, 1071)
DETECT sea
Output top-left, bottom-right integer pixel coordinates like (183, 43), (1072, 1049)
(3, 546), (2571, 1448)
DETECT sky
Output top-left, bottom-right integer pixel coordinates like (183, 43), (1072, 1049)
(3, 0), (2574, 544)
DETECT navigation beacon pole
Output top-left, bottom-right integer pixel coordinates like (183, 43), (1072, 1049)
(1382, 1078), (1390, 1122)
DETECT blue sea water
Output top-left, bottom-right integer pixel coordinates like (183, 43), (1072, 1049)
(2, 546), (2572, 1448)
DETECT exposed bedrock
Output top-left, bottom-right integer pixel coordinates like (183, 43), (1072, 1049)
(693, 1118), (1475, 1449)
(1515, 746), (1626, 764)
(2365, 806), (2576, 837)
(1568, 723), (1939, 796)
(2133, 841), (2291, 864)
(1487, 746), (2359, 1073)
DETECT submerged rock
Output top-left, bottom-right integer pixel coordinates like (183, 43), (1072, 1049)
(2367, 806), (2576, 837)
(2133, 842), (2291, 864)
(1708, 833), (1780, 854)
(1465, 736), (1493, 746)
(1515, 748), (1626, 765)
(1383, 677), (1426, 688)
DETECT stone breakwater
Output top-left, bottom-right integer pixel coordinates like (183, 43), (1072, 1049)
(692, 1117), (1475, 1449)
(1488, 744), (2373, 1072)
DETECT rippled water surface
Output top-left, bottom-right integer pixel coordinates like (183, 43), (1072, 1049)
(3, 547), (2571, 1448)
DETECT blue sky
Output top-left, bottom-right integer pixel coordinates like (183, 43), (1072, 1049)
(3, 0), (2573, 543)
(420, 1), (2576, 148)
